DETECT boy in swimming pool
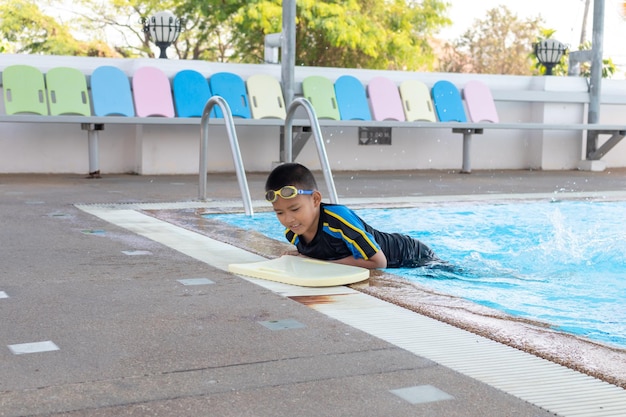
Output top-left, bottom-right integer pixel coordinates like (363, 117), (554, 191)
(265, 163), (443, 269)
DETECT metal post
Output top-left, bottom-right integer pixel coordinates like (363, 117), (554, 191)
(567, 50), (593, 76)
(281, 0), (296, 162)
(586, 0), (605, 158)
(88, 130), (100, 175)
(81, 123), (104, 178)
(453, 127), (481, 174)
(264, 33), (282, 64)
(461, 132), (472, 174)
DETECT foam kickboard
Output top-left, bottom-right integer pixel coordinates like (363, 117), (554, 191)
(228, 255), (370, 287)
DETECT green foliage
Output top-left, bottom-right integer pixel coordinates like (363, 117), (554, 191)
(579, 55), (617, 79)
(0, 0), (120, 56)
(2, 0), (451, 70)
(0, 0), (77, 54)
(163, 0), (245, 60)
(231, 0), (450, 69)
(73, 0), (168, 58)
(75, 0), (264, 60)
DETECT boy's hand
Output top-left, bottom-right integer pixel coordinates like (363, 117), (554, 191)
(283, 249), (304, 257)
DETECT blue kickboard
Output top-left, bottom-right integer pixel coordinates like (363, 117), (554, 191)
(334, 75), (372, 121)
(91, 66), (135, 117)
(173, 69), (212, 118)
(432, 80), (467, 122)
(209, 72), (251, 119)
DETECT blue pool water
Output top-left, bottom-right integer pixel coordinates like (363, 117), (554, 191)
(207, 200), (626, 349)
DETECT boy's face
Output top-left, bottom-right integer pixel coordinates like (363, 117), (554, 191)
(271, 189), (322, 240)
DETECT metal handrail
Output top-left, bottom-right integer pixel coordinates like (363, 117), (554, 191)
(198, 96), (253, 216)
(284, 97), (339, 204)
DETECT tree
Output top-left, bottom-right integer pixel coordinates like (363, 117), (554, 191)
(0, 0), (117, 56)
(73, 0), (174, 58)
(438, 5), (543, 75)
(8, 0), (451, 70)
(31, 0), (241, 60)
(6, 0), (450, 70)
(231, 0), (451, 70)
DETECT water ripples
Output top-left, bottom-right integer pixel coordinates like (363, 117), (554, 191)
(209, 200), (626, 349)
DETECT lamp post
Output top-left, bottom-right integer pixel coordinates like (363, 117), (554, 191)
(533, 39), (567, 75)
(142, 11), (183, 59)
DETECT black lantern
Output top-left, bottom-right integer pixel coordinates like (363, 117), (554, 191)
(534, 39), (567, 75)
(142, 11), (183, 59)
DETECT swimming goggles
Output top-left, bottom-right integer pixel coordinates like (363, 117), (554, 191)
(265, 186), (314, 202)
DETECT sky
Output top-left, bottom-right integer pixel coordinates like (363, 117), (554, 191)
(440, 0), (626, 68)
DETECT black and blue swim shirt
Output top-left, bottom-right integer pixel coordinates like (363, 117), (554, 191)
(284, 202), (438, 268)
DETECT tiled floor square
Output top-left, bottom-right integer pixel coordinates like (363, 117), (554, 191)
(177, 278), (215, 286)
(122, 250), (153, 256)
(81, 229), (106, 235)
(258, 318), (306, 331)
(8, 341), (60, 355)
(390, 384), (455, 405)
(48, 212), (70, 218)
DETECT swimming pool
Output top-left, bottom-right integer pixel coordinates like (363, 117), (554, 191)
(207, 199), (626, 350)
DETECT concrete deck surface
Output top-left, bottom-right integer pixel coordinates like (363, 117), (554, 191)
(1, 169), (625, 417)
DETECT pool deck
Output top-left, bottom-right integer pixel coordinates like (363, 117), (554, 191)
(2, 169), (626, 417)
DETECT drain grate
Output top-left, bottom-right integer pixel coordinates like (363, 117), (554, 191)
(305, 292), (626, 417)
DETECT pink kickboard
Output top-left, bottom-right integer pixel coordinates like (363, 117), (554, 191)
(367, 76), (405, 121)
(132, 67), (175, 118)
(463, 80), (499, 123)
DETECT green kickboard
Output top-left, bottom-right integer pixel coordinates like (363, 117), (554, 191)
(229, 255), (369, 287)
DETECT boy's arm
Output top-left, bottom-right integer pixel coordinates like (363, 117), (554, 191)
(331, 251), (387, 269)
(321, 206), (386, 269)
(284, 250), (386, 269)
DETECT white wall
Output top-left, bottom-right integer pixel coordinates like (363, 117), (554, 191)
(1, 54), (626, 174)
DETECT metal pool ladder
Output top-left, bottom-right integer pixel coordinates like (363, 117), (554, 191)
(199, 96), (339, 216)
(198, 96), (254, 215)
(284, 97), (339, 204)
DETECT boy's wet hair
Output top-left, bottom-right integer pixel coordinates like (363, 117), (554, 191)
(265, 163), (318, 191)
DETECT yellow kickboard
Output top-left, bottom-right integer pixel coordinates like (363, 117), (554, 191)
(228, 255), (370, 287)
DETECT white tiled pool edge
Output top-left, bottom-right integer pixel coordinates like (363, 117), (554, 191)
(77, 203), (626, 417)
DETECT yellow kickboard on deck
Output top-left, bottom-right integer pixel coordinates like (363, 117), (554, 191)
(228, 255), (369, 287)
